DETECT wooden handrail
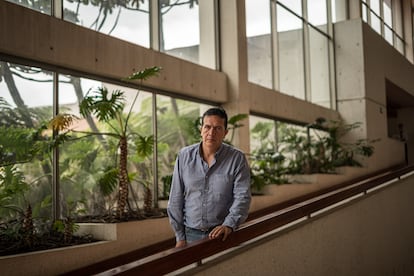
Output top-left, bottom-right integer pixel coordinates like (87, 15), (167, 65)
(98, 164), (414, 275)
(64, 164), (414, 275)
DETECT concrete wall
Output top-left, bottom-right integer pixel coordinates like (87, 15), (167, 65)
(362, 20), (414, 168)
(188, 173), (414, 276)
(335, 19), (409, 169)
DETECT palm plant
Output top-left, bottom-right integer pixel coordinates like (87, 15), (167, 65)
(49, 66), (161, 219)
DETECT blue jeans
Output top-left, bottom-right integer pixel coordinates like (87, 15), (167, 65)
(185, 227), (211, 243)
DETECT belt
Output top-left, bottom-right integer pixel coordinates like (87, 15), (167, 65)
(186, 226), (216, 233)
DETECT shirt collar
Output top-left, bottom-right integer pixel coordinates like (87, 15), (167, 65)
(198, 142), (225, 158)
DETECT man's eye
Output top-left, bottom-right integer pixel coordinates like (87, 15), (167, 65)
(203, 125), (223, 132)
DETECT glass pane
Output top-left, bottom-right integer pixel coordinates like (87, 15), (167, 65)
(369, 0), (381, 34)
(58, 76), (154, 217)
(331, 0), (347, 23)
(395, 36), (404, 55)
(277, 122), (312, 175)
(393, 0), (403, 37)
(246, 0), (272, 89)
(277, 4), (305, 99)
(63, 0), (150, 47)
(249, 115), (277, 154)
(156, 95), (212, 201)
(58, 75), (100, 218)
(249, 115), (280, 191)
(384, 25), (393, 44)
(198, 0), (218, 69)
(250, 116), (322, 187)
(383, 0), (392, 26)
(362, 3), (368, 22)
(307, 0), (327, 29)
(371, 14), (381, 34)
(370, 0), (380, 14)
(278, 0), (302, 16)
(309, 27), (330, 108)
(5, 0), (51, 14)
(159, 0), (200, 64)
(0, 61), (53, 226)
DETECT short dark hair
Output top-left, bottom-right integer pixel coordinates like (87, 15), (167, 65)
(202, 107), (228, 129)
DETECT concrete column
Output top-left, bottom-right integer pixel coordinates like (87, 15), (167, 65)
(150, 0), (160, 51)
(219, 0), (250, 154)
(349, 0), (362, 20)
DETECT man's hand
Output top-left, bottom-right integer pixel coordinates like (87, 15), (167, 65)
(209, 225), (233, 241)
(175, 240), (187, 248)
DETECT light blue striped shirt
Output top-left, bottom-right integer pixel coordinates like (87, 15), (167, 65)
(167, 142), (251, 242)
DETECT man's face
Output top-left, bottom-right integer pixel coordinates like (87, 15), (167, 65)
(201, 115), (228, 150)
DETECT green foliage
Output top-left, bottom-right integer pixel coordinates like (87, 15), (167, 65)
(46, 66), (162, 218)
(0, 126), (47, 167)
(249, 118), (377, 191)
(226, 113), (248, 145)
(0, 95), (54, 220)
(135, 135), (154, 158)
(0, 166), (29, 204)
(53, 218), (79, 236)
(250, 151), (289, 193)
(123, 66), (162, 81)
(295, 120), (378, 172)
(160, 174), (172, 199)
(80, 88), (125, 123)
(0, 97), (28, 127)
(228, 113), (248, 129)
(52, 219), (65, 232)
(98, 167), (119, 196)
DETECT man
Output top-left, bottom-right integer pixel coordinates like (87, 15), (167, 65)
(167, 107), (251, 248)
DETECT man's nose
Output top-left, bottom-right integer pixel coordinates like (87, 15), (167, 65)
(207, 128), (218, 134)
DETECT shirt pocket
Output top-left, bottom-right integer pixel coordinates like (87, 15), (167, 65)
(184, 176), (205, 194)
(210, 174), (233, 199)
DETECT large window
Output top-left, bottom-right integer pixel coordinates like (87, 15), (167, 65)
(245, 0), (334, 108)
(250, 114), (341, 185)
(0, 61), (54, 223)
(63, 0), (150, 47)
(362, 0), (405, 55)
(0, 59), (217, 222)
(159, 0), (200, 63)
(331, 0), (348, 23)
(6, 0), (51, 14)
(277, 2), (306, 99)
(56, 76), (156, 216)
(245, 0), (273, 89)
(159, 0), (217, 69)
